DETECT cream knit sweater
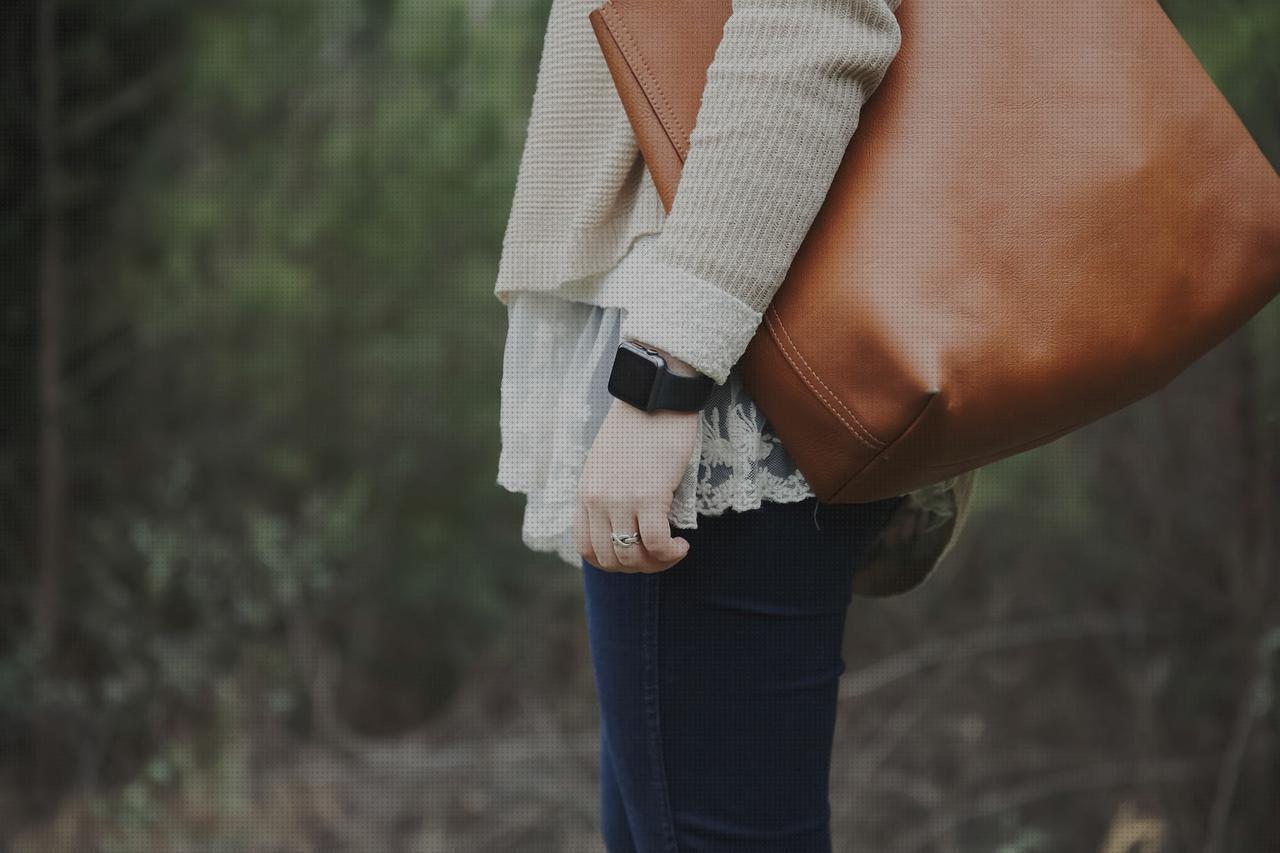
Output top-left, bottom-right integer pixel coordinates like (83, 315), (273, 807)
(494, 0), (904, 385)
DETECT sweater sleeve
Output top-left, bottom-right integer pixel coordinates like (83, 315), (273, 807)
(616, 0), (902, 384)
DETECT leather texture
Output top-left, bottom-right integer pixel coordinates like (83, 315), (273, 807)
(589, 0), (1280, 502)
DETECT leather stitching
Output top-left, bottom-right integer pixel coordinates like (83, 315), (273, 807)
(764, 309), (884, 452)
(601, 3), (691, 160)
(766, 308), (886, 450)
(764, 309), (880, 452)
(831, 390), (937, 503)
(602, 3), (690, 156)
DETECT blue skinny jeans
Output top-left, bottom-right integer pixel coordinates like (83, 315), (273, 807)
(581, 494), (906, 852)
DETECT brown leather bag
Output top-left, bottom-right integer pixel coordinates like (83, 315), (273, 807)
(588, 0), (1280, 502)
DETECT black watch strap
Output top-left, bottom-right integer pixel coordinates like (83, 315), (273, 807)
(653, 367), (716, 412)
(609, 340), (716, 413)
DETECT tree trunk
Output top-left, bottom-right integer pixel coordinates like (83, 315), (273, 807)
(35, 0), (65, 666)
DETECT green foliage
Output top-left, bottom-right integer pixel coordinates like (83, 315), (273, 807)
(1162, 0), (1280, 165)
(111, 0), (552, 724)
(1, 0), (553, 804)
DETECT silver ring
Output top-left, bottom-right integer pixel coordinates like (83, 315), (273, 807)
(611, 531), (641, 548)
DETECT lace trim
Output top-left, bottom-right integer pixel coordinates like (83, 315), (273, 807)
(668, 370), (816, 526)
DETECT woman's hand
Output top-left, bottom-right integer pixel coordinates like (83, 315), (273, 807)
(575, 345), (703, 573)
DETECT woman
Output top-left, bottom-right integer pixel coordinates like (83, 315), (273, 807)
(495, 0), (974, 848)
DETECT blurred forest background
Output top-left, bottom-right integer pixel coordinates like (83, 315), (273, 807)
(0, 0), (1277, 850)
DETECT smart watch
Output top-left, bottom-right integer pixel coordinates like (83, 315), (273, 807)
(608, 340), (715, 413)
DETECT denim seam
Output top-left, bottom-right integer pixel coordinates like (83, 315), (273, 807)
(642, 574), (680, 853)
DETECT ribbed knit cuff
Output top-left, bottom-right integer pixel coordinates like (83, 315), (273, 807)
(584, 241), (763, 385)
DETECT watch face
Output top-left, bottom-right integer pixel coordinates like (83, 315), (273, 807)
(609, 344), (661, 410)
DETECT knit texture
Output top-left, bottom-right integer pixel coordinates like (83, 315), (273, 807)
(494, 0), (903, 381)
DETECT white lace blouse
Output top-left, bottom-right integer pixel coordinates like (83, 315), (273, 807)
(497, 236), (816, 568)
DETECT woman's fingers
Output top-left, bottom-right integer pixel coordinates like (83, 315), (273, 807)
(637, 504), (688, 568)
(587, 504), (622, 572)
(574, 504), (599, 569)
(577, 475), (620, 571)
(579, 494), (687, 573)
(608, 506), (647, 571)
